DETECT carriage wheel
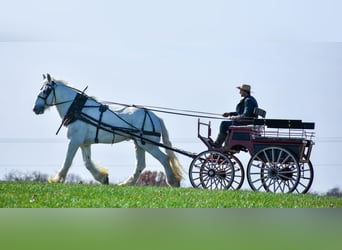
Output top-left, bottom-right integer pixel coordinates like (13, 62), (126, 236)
(293, 160), (314, 194)
(189, 150), (235, 190)
(247, 147), (300, 193)
(228, 154), (245, 190)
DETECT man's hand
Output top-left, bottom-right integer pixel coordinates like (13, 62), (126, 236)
(222, 112), (231, 117)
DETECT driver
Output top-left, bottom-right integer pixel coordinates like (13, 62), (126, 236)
(212, 84), (258, 148)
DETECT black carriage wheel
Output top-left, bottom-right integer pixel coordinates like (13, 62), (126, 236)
(247, 147), (300, 193)
(228, 154), (245, 190)
(189, 150), (235, 190)
(293, 160), (314, 194)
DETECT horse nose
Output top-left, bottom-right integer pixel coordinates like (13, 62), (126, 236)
(33, 106), (43, 114)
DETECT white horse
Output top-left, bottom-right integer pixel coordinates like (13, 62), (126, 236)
(33, 74), (183, 186)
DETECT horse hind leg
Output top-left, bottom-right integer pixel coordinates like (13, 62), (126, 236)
(119, 141), (146, 186)
(144, 144), (180, 187)
(81, 145), (109, 184)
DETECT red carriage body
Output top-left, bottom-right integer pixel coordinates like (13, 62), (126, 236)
(190, 114), (315, 193)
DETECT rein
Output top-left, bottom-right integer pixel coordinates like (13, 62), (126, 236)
(103, 101), (226, 120)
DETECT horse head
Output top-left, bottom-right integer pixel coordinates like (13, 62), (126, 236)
(33, 73), (57, 114)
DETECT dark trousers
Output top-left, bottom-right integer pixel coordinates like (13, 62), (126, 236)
(219, 120), (251, 134)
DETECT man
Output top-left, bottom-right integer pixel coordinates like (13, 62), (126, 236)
(212, 84), (258, 147)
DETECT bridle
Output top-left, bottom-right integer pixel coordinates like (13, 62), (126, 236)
(37, 81), (74, 107)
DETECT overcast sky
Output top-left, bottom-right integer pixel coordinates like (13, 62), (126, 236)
(1, 0), (341, 193)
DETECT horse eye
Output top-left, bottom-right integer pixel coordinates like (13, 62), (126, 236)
(42, 86), (51, 95)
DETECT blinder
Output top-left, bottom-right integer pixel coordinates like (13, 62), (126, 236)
(38, 82), (56, 106)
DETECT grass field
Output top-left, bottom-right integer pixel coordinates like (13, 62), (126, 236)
(1, 181), (342, 250)
(0, 181), (341, 208)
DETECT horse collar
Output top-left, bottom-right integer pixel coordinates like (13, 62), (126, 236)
(63, 93), (88, 126)
(56, 93), (88, 135)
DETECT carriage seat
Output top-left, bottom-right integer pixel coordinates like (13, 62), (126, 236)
(253, 119), (315, 140)
(241, 107), (267, 132)
(253, 119), (315, 130)
(254, 107), (267, 119)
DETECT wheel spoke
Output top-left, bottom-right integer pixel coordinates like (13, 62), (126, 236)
(262, 150), (271, 164)
(251, 175), (268, 184)
(271, 148), (276, 163)
(276, 149), (283, 164)
(281, 154), (291, 164)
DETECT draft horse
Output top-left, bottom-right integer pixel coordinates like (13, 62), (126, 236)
(33, 74), (183, 186)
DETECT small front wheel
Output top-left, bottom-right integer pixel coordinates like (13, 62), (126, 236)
(189, 150), (235, 190)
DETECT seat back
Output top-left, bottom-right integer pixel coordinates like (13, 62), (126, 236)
(254, 107), (266, 118)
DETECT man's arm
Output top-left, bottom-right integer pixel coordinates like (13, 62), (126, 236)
(222, 112), (238, 117)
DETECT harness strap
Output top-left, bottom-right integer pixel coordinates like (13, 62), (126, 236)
(140, 109), (157, 145)
(78, 112), (161, 138)
(140, 110), (148, 144)
(95, 104), (109, 143)
(146, 110), (156, 133)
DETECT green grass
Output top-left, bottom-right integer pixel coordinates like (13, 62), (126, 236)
(0, 181), (341, 208)
(1, 181), (342, 250)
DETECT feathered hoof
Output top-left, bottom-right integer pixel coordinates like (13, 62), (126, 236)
(118, 178), (134, 186)
(98, 168), (109, 185)
(48, 175), (64, 183)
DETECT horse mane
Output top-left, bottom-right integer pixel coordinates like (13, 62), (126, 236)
(54, 79), (71, 87)
(54, 78), (100, 102)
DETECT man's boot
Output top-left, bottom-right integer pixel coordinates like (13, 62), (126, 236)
(212, 132), (227, 148)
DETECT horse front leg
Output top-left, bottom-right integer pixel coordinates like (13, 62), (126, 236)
(81, 145), (109, 184)
(48, 140), (80, 183)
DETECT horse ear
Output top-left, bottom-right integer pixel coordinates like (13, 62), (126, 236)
(42, 74), (46, 80)
(47, 73), (51, 82)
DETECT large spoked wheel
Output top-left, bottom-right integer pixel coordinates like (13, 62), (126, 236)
(247, 147), (300, 193)
(189, 150), (235, 190)
(228, 154), (245, 190)
(293, 160), (314, 194)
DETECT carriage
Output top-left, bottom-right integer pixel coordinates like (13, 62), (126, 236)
(34, 74), (315, 194)
(188, 109), (315, 193)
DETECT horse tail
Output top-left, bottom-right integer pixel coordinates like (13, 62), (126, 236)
(159, 118), (183, 181)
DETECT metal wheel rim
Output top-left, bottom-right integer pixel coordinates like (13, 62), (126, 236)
(189, 150), (235, 190)
(247, 147), (300, 193)
(293, 160), (314, 194)
(228, 154), (245, 190)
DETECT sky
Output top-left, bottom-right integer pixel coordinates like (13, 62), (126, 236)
(1, 0), (341, 193)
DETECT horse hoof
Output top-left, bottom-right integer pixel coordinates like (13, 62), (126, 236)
(103, 176), (109, 185)
(48, 176), (64, 183)
(118, 181), (133, 186)
(169, 180), (180, 187)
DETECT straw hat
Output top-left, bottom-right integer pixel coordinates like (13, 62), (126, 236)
(237, 84), (251, 93)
